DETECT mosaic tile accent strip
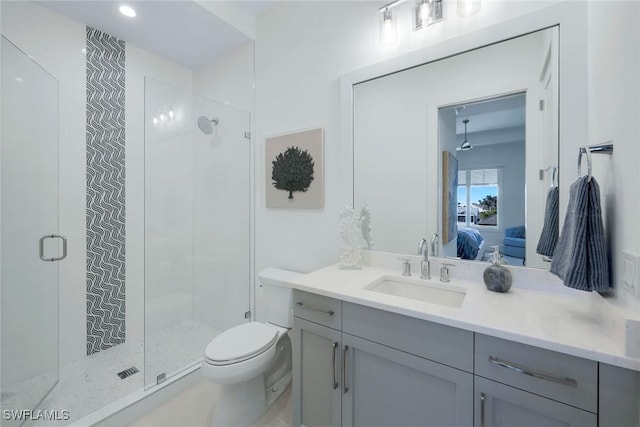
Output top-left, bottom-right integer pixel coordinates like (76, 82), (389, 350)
(86, 26), (126, 355)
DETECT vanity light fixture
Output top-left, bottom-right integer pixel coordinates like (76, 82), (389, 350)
(457, 0), (481, 17)
(119, 5), (137, 18)
(379, 0), (478, 44)
(414, 0), (444, 30)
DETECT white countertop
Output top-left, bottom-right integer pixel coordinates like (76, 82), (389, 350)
(288, 262), (640, 371)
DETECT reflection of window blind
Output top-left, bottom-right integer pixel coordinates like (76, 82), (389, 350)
(458, 170), (466, 185)
(470, 169), (498, 185)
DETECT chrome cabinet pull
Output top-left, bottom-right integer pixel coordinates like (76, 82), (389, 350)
(342, 345), (349, 394)
(480, 392), (486, 427)
(489, 356), (578, 387)
(296, 302), (334, 316)
(39, 234), (67, 262)
(332, 342), (339, 390)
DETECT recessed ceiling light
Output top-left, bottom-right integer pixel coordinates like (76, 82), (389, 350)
(119, 5), (136, 18)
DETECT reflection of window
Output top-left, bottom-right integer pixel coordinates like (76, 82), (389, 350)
(457, 168), (499, 227)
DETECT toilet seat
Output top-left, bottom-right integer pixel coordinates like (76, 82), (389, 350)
(205, 322), (278, 366)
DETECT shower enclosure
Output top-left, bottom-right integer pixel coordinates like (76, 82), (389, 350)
(0, 39), (251, 424)
(1, 35), (61, 426)
(144, 77), (251, 388)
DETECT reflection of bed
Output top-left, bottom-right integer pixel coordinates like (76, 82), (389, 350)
(457, 227), (486, 260)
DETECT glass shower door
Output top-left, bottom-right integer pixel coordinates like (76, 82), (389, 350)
(1, 36), (60, 422)
(144, 78), (251, 388)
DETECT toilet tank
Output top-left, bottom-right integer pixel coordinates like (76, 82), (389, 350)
(259, 268), (301, 328)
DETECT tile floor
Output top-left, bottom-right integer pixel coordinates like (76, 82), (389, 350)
(2, 320), (218, 427)
(125, 380), (293, 427)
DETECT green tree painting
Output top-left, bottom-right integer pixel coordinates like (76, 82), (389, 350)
(271, 146), (315, 199)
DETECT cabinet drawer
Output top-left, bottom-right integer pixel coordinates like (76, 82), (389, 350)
(475, 334), (597, 413)
(342, 302), (473, 372)
(293, 290), (342, 329)
(475, 376), (597, 427)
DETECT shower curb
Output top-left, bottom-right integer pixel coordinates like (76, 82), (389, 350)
(69, 365), (201, 427)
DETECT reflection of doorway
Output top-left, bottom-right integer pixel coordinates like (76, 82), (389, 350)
(439, 93), (526, 264)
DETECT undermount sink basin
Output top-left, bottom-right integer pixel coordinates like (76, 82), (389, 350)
(365, 276), (466, 308)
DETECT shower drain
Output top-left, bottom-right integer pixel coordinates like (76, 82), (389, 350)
(117, 367), (139, 379)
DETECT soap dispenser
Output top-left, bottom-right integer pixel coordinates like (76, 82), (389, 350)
(483, 246), (512, 293)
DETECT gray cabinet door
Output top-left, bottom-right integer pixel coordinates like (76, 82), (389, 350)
(342, 333), (473, 427)
(293, 317), (342, 427)
(474, 377), (597, 427)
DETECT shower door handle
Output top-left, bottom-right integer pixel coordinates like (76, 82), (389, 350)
(39, 234), (67, 262)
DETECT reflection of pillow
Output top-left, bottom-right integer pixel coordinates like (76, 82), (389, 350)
(457, 228), (484, 259)
(460, 227), (483, 246)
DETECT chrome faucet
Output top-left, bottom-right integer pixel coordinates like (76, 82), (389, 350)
(431, 233), (439, 257)
(418, 238), (431, 280)
(440, 263), (455, 283)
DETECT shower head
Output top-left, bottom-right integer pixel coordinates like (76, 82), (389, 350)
(197, 116), (219, 135)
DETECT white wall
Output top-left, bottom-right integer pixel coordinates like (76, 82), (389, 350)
(126, 45), (193, 345)
(193, 41), (254, 113)
(254, 0), (639, 318)
(1, 1), (193, 366)
(587, 1), (640, 312)
(253, 1), (563, 320)
(142, 78), (196, 337)
(192, 43), (254, 326)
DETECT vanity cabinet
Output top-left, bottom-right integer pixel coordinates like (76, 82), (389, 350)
(474, 377), (596, 427)
(292, 290), (640, 427)
(473, 335), (598, 426)
(341, 333), (472, 427)
(293, 290), (473, 427)
(474, 334), (598, 412)
(292, 317), (342, 427)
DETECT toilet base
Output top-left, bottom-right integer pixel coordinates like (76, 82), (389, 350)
(265, 371), (291, 409)
(212, 374), (266, 427)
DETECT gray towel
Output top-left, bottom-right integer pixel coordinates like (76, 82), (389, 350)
(536, 186), (559, 257)
(550, 176), (609, 292)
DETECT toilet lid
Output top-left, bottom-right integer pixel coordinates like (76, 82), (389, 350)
(205, 322), (278, 364)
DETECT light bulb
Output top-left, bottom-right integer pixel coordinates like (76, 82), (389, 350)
(379, 9), (397, 46)
(168, 110), (174, 120)
(420, 3), (429, 25)
(458, 0), (481, 17)
(153, 117), (159, 126)
(160, 114), (166, 122)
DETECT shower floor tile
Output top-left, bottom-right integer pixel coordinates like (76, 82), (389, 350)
(3, 319), (218, 427)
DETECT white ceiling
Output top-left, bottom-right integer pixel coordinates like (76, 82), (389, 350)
(453, 93), (526, 135)
(38, 1), (272, 69)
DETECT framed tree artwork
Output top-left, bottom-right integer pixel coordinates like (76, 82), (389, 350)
(265, 128), (324, 208)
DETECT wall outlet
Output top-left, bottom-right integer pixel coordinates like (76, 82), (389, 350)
(622, 251), (640, 298)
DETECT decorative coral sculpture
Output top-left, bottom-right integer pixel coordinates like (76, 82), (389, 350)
(338, 204), (373, 270)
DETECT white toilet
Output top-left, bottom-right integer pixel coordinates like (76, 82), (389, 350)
(201, 268), (300, 427)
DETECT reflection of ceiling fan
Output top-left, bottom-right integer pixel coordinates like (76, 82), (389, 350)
(456, 118), (492, 152)
(456, 119), (473, 151)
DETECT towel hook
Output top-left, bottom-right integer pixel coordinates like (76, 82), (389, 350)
(577, 147), (592, 182)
